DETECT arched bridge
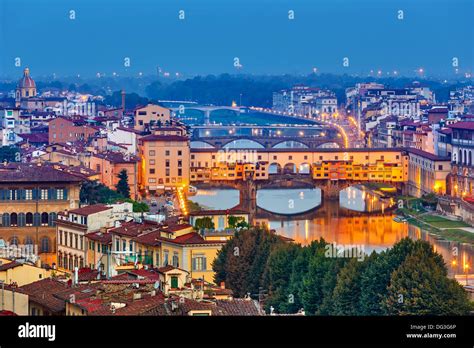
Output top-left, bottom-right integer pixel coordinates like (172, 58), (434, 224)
(191, 136), (344, 149)
(170, 106), (243, 125)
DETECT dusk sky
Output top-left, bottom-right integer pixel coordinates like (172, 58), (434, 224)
(1, 0), (473, 78)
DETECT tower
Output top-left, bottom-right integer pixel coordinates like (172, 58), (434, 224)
(121, 89), (126, 113)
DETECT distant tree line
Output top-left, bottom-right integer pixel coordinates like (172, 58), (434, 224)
(213, 229), (472, 315)
(3, 73), (464, 111)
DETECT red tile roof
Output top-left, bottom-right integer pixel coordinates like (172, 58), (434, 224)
(68, 204), (112, 216)
(19, 278), (67, 313)
(448, 121), (474, 130)
(0, 261), (22, 271)
(0, 163), (84, 183)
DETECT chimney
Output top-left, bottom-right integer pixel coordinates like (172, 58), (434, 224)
(220, 281), (225, 290)
(74, 267), (79, 285)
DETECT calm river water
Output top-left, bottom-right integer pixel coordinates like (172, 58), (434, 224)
(189, 186), (474, 282)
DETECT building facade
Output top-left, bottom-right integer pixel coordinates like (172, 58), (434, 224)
(0, 163), (82, 265)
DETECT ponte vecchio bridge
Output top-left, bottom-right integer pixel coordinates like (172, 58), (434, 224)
(190, 147), (408, 198)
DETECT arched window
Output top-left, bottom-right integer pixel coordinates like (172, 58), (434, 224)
(459, 149), (463, 164)
(9, 236), (19, 246)
(24, 236), (34, 245)
(41, 212), (49, 226)
(470, 152), (472, 166)
(26, 212), (33, 226)
(10, 213), (18, 227)
(464, 150), (468, 165)
(40, 237), (50, 253)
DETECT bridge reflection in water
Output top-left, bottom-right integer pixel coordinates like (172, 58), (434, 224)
(189, 187), (474, 280)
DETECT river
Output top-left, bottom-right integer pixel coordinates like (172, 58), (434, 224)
(189, 186), (474, 283)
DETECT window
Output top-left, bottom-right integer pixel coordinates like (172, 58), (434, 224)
(178, 160), (182, 167)
(25, 189), (32, 200)
(165, 160), (170, 167)
(163, 251), (169, 265)
(178, 150), (182, 156)
(56, 189), (64, 200)
(40, 237), (50, 253)
(172, 253), (179, 267)
(122, 240), (126, 251)
(166, 168), (170, 176)
(192, 255), (207, 271)
(129, 241), (133, 252)
(165, 150), (170, 156)
(149, 150), (155, 156)
(438, 165), (443, 170)
(150, 159), (155, 165)
(178, 169), (182, 176)
(149, 168), (155, 174)
(41, 189), (48, 200)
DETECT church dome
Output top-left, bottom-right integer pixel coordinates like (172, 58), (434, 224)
(18, 68), (36, 89)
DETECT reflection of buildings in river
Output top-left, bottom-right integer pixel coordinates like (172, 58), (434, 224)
(408, 224), (474, 280)
(262, 214), (409, 248)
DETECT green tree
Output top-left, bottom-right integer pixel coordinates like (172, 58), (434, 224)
(263, 243), (301, 313)
(194, 217), (215, 230)
(80, 181), (123, 204)
(213, 228), (284, 297)
(116, 169), (131, 199)
(330, 258), (366, 315)
(383, 252), (471, 315)
(228, 215), (250, 229)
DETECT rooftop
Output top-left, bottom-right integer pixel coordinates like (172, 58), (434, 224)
(68, 204), (112, 216)
(0, 163), (84, 183)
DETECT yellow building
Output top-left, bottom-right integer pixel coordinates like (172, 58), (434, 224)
(0, 284), (29, 315)
(108, 220), (225, 282)
(0, 163), (82, 265)
(189, 148), (408, 183)
(407, 148), (451, 197)
(138, 133), (190, 194)
(134, 104), (171, 132)
(0, 258), (63, 287)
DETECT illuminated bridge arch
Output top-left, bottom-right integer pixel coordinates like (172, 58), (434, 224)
(190, 140), (215, 149)
(317, 142), (341, 149)
(283, 163), (297, 174)
(272, 140), (309, 149)
(268, 162), (282, 174)
(222, 139), (265, 149)
(298, 162), (311, 174)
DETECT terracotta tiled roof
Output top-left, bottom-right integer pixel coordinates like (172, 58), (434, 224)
(0, 163), (84, 183)
(109, 221), (160, 237)
(448, 121), (474, 130)
(19, 278), (67, 313)
(93, 151), (139, 163)
(0, 261), (22, 271)
(68, 204), (112, 216)
(85, 231), (112, 244)
(406, 148), (450, 161)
